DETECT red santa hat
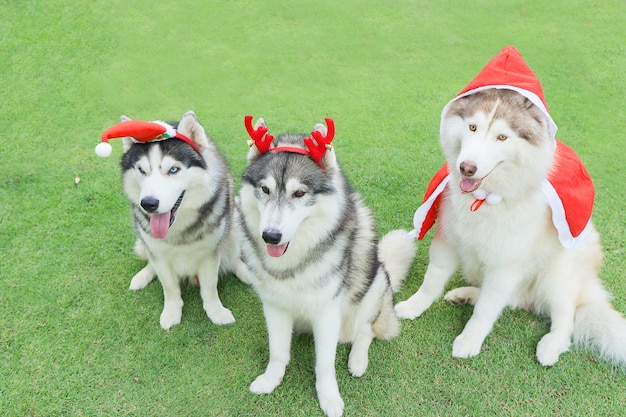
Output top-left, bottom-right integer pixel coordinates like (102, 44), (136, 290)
(411, 46), (594, 249)
(95, 119), (199, 157)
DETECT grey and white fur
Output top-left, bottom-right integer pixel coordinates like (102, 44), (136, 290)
(237, 117), (415, 417)
(120, 110), (249, 330)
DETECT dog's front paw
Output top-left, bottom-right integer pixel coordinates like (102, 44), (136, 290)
(206, 306), (236, 325)
(318, 392), (344, 417)
(536, 332), (570, 367)
(394, 300), (423, 320)
(129, 265), (156, 290)
(348, 351), (368, 377)
(452, 333), (483, 358)
(160, 306), (182, 330)
(250, 373), (281, 394)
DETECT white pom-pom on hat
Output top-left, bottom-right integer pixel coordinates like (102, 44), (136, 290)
(95, 141), (112, 158)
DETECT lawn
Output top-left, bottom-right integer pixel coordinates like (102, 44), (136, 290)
(1, 0), (625, 416)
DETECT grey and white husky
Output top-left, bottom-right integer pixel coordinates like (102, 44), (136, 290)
(237, 116), (415, 417)
(107, 111), (248, 330)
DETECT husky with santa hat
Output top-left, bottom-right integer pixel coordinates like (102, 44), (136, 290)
(97, 111), (250, 330)
(395, 46), (626, 368)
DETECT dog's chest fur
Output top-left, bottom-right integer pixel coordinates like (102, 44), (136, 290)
(441, 187), (557, 267)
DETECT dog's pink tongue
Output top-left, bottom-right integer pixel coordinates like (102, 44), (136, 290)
(460, 177), (482, 193)
(267, 244), (288, 258)
(150, 212), (171, 239)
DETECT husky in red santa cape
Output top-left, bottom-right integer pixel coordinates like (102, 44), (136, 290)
(395, 46), (626, 368)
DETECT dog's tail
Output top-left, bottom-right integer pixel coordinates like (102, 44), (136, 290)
(573, 283), (626, 369)
(573, 302), (626, 369)
(372, 230), (416, 340)
(378, 229), (416, 293)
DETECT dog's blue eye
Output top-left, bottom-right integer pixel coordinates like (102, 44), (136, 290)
(138, 166), (146, 175)
(169, 167), (179, 175)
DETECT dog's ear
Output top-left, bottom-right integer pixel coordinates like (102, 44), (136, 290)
(312, 122), (337, 169)
(177, 110), (210, 152)
(119, 115), (135, 152)
(247, 117), (269, 162)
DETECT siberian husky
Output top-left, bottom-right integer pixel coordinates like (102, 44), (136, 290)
(99, 110), (249, 330)
(396, 46), (626, 368)
(237, 116), (416, 416)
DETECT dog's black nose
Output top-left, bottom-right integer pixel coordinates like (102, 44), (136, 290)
(460, 161), (477, 177)
(141, 197), (160, 213)
(262, 230), (282, 245)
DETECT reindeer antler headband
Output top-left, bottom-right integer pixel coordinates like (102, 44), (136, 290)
(244, 115), (335, 169)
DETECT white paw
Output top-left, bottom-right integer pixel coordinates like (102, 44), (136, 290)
(348, 353), (368, 377)
(249, 373), (281, 394)
(319, 392), (344, 417)
(206, 306), (236, 325)
(444, 287), (479, 306)
(536, 333), (570, 367)
(452, 333), (483, 358)
(394, 300), (423, 319)
(129, 267), (155, 290)
(160, 306), (182, 330)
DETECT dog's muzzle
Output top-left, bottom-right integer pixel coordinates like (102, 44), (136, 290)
(143, 191), (185, 239)
(262, 229), (289, 257)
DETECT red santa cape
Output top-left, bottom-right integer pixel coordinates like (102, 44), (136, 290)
(410, 46), (595, 249)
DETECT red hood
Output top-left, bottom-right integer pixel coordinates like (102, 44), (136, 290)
(440, 45), (558, 141)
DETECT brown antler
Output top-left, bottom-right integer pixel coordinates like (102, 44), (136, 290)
(304, 118), (335, 168)
(244, 115), (274, 153)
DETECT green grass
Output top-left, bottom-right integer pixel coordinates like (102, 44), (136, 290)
(1, 0), (625, 415)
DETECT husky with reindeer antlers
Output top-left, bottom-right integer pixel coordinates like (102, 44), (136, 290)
(236, 116), (415, 417)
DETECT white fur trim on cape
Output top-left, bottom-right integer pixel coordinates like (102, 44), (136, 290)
(408, 175), (450, 239)
(540, 179), (591, 249)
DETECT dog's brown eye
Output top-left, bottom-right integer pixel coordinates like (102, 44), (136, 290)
(293, 190), (305, 198)
(497, 134), (508, 141)
(469, 124), (477, 132)
(261, 186), (270, 195)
